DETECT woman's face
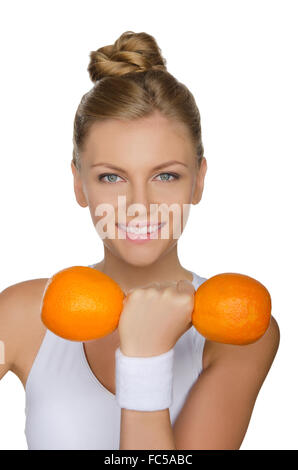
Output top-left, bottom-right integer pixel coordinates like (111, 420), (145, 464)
(71, 110), (207, 267)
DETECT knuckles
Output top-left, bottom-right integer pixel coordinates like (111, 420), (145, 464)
(126, 285), (194, 308)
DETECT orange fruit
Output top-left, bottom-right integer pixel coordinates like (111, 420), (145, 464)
(41, 266), (124, 341)
(192, 273), (271, 345)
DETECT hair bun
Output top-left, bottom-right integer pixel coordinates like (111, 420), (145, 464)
(87, 31), (167, 83)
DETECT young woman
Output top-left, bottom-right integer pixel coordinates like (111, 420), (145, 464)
(0, 31), (279, 450)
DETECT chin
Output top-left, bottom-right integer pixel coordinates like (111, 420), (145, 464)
(120, 251), (161, 268)
(115, 241), (166, 266)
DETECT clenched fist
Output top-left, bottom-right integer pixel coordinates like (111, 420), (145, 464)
(118, 280), (195, 357)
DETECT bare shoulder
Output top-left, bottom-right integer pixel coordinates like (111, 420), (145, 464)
(0, 278), (50, 387)
(202, 315), (280, 372)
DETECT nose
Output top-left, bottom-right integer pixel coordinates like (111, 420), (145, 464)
(124, 180), (154, 221)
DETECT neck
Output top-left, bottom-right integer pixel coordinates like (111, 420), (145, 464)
(92, 245), (193, 294)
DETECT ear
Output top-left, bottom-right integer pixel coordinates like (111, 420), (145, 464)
(71, 161), (88, 208)
(192, 157), (207, 205)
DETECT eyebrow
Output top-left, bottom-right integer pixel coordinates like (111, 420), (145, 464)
(90, 160), (188, 172)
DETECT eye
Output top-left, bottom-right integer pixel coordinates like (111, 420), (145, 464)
(97, 173), (123, 183)
(97, 172), (180, 184)
(155, 172), (180, 182)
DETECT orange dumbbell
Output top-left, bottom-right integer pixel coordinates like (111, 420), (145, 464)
(41, 266), (271, 345)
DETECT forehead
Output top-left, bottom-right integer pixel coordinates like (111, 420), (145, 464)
(82, 112), (194, 158)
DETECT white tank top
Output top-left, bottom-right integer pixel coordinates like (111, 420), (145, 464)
(24, 265), (207, 450)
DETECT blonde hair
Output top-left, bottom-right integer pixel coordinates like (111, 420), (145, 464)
(72, 31), (204, 171)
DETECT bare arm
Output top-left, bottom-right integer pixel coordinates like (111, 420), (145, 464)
(173, 316), (280, 449)
(0, 284), (24, 381)
(0, 280), (48, 386)
(120, 408), (176, 450)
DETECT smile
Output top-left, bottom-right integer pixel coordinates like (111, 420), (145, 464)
(116, 222), (166, 235)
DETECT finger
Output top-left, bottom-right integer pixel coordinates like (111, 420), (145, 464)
(158, 281), (177, 289)
(123, 282), (160, 297)
(123, 287), (136, 296)
(140, 282), (161, 290)
(176, 279), (195, 295)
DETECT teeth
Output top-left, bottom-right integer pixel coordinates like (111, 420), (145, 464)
(118, 223), (162, 234)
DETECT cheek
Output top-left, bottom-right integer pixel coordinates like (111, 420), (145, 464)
(162, 181), (192, 203)
(170, 206), (190, 238)
(87, 198), (117, 228)
(163, 187), (192, 224)
(86, 183), (119, 219)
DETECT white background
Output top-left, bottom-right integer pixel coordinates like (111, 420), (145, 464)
(0, 0), (297, 450)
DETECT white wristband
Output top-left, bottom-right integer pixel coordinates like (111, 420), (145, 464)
(115, 347), (174, 411)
